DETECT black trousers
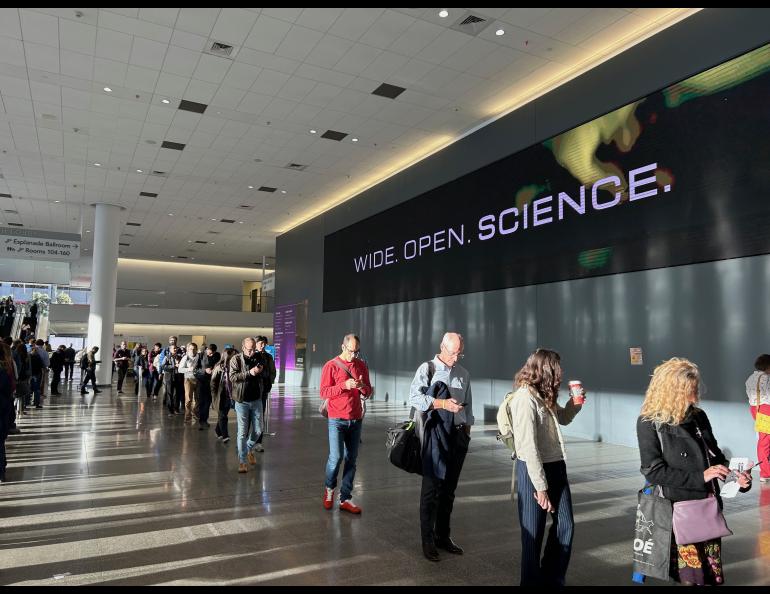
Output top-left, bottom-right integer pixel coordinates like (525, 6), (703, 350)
(420, 428), (469, 544)
(80, 369), (97, 391)
(198, 380), (211, 424)
(64, 362), (74, 381)
(50, 368), (62, 393)
(116, 366), (128, 391)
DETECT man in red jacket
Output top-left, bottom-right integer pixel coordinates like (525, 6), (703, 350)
(320, 333), (372, 514)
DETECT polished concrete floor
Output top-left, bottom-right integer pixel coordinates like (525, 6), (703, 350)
(2, 377), (769, 586)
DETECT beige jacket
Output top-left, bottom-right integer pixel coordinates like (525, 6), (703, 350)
(509, 384), (581, 491)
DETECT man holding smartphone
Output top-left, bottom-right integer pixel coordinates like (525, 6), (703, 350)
(229, 337), (265, 474)
(409, 332), (475, 562)
(320, 333), (372, 513)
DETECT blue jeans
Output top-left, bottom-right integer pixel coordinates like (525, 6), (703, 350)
(516, 459), (574, 586)
(324, 418), (363, 502)
(30, 375), (42, 407)
(234, 400), (262, 463)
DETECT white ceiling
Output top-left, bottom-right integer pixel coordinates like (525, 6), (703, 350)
(0, 8), (695, 266)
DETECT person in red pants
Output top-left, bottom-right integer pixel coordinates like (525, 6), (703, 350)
(746, 354), (770, 482)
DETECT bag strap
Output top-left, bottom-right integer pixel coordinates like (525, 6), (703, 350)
(333, 357), (355, 379)
(757, 373), (763, 405)
(693, 418), (718, 495)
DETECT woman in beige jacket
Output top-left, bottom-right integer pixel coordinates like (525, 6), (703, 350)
(510, 349), (584, 586)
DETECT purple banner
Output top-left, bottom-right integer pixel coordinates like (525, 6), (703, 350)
(273, 304), (296, 372)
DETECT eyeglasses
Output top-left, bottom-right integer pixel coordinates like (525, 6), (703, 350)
(443, 348), (464, 359)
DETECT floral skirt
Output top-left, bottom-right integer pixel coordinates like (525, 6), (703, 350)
(670, 538), (724, 585)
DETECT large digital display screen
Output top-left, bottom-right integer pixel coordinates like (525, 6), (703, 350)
(324, 43), (770, 312)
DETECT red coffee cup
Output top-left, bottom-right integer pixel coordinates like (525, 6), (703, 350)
(569, 380), (585, 405)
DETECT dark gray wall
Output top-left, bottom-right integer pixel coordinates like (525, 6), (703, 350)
(276, 9), (770, 453)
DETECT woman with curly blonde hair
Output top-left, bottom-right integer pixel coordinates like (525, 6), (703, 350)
(637, 358), (752, 585)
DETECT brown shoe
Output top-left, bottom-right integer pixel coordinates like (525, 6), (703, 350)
(238, 463), (248, 473)
(247, 450), (257, 465)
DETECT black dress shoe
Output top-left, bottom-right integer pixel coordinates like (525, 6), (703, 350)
(436, 538), (464, 555)
(422, 541), (440, 562)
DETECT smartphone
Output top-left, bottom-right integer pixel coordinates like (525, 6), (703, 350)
(459, 402), (467, 407)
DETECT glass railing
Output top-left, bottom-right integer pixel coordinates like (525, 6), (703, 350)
(115, 288), (274, 313)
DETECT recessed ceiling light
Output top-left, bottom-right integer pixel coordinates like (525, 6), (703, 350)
(238, 221), (244, 224)
(168, 213), (174, 216)
(496, 29), (505, 36)
(210, 242), (215, 245)
(188, 240), (192, 243)
(310, 129), (317, 134)
(161, 99), (170, 104)
(281, 190), (287, 194)
(85, 230), (91, 233)
(54, 200), (60, 203)
(103, 87), (112, 93)
(248, 185), (254, 189)
(94, 162), (101, 167)
(439, 9), (449, 18)
(136, 169), (142, 173)
(210, 218), (217, 221)
(351, 138), (359, 142)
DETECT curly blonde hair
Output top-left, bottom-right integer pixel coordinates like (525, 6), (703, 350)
(640, 357), (700, 426)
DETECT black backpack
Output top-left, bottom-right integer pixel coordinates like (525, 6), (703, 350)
(385, 361), (434, 474)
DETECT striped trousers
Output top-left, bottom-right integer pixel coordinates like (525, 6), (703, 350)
(515, 459), (574, 586)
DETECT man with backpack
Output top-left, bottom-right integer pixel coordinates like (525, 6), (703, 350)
(408, 332), (474, 562)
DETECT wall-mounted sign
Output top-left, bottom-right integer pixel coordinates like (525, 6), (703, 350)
(262, 273), (275, 292)
(323, 43), (770, 311)
(0, 227), (81, 261)
(630, 347), (644, 366)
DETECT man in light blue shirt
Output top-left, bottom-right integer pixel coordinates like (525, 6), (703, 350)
(409, 332), (474, 562)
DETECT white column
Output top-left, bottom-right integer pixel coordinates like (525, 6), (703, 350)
(86, 203), (122, 385)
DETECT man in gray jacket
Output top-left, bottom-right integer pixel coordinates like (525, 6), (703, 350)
(409, 332), (474, 562)
(229, 337), (265, 474)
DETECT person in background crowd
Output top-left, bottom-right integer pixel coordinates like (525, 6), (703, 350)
(14, 343), (30, 416)
(179, 343), (200, 424)
(64, 343), (76, 383)
(746, 354), (770, 483)
(33, 340), (50, 400)
(160, 336), (185, 418)
(113, 341), (131, 394)
(253, 336), (276, 453)
(49, 345), (65, 396)
(211, 347), (236, 444)
(134, 346), (152, 398)
(0, 342), (16, 483)
(195, 344), (220, 431)
(149, 343), (163, 399)
(29, 345), (44, 408)
(80, 347), (100, 395)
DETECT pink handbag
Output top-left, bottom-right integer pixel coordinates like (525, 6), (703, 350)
(672, 494), (732, 545)
(671, 420), (733, 545)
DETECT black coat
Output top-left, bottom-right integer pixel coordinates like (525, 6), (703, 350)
(637, 407), (729, 504)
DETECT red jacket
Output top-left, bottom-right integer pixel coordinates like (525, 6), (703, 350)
(320, 356), (372, 420)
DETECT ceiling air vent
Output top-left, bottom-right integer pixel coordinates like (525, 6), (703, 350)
(321, 130), (348, 141)
(161, 141), (185, 151)
(372, 83), (406, 100)
(8, 223), (23, 227)
(451, 12), (492, 36)
(195, 240), (208, 244)
(284, 162), (308, 171)
(178, 100), (208, 114)
(139, 192), (158, 198)
(238, 204), (254, 210)
(205, 40), (234, 59)
(0, 193), (11, 198)
(151, 171), (168, 177)
(220, 219), (235, 224)
(258, 186), (276, 193)
(207, 231), (220, 235)
(127, 222), (142, 227)
(174, 255), (189, 259)
(119, 242), (130, 246)
(4, 209), (18, 214)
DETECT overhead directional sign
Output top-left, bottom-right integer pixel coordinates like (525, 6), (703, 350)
(0, 227), (81, 261)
